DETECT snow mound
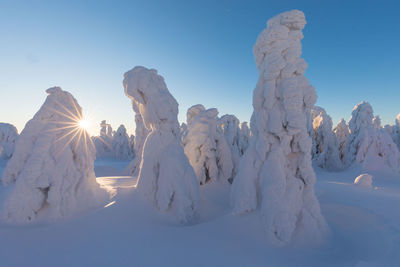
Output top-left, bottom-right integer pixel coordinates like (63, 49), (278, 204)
(183, 105), (233, 185)
(123, 66), (199, 222)
(231, 10), (328, 246)
(0, 123), (18, 159)
(354, 174), (373, 188)
(2, 87), (111, 223)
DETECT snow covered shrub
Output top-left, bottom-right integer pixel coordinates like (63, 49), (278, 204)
(0, 123), (18, 159)
(311, 106), (342, 169)
(126, 100), (150, 177)
(93, 120), (114, 158)
(347, 102), (399, 171)
(123, 66), (199, 222)
(112, 125), (133, 160)
(354, 174), (373, 188)
(231, 10), (328, 245)
(334, 119), (350, 165)
(2, 87), (110, 223)
(238, 122), (250, 155)
(219, 114), (241, 178)
(183, 105), (233, 185)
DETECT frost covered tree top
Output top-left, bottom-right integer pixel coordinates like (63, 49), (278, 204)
(0, 123), (19, 159)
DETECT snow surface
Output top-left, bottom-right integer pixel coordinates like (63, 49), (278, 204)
(1, 87), (112, 223)
(354, 174), (373, 188)
(124, 66), (199, 222)
(0, 122), (18, 159)
(231, 10), (328, 246)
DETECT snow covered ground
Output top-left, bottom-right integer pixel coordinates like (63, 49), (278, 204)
(0, 158), (399, 266)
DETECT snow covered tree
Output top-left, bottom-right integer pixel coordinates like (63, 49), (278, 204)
(231, 10), (328, 245)
(311, 106), (342, 169)
(334, 119), (350, 165)
(123, 66), (199, 222)
(219, 114), (241, 179)
(126, 100), (150, 177)
(2, 87), (110, 223)
(0, 123), (19, 160)
(112, 125), (133, 160)
(347, 102), (399, 171)
(391, 114), (400, 151)
(372, 115), (381, 130)
(129, 134), (135, 158)
(183, 105), (233, 185)
(93, 120), (114, 158)
(180, 122), (188, 142)
(238, 122), (251, 156)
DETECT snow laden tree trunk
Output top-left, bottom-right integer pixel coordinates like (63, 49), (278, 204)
(239, 122), (251, 156)
(311, 106), (342, 170)
(93, 120), (114, 158)
(219, 114), (241, 181)
(231, 10), (328, 246)
(334, 119), (350, 165)
(347, 102), (399, 171)
(183, 105), (233, 185)
(2, 87), (111, 223)
(112, 125), (133, 160)
(0, 123), (19, 160)
(126, 101), (150, 177)
(123, 66), (199, 222)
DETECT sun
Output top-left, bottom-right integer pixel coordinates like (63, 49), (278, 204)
(78, 119), (89, 130)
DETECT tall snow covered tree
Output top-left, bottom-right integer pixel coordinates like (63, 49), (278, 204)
(391, 114), (400, 151)
(123, 66), (199, 222)
(2, 87), (110, 223)
(238, 122), (251, 156)
(231, 10), (328, 245)
(0, 123), (19, 160)
(126, 100), (150, 177)
(93, 120), (114, 158)
(311, 106), (342, 169)
(347, 102), (399, 171)
(334, 119), (350, 165)
(112, 125), (133, 160)
(219, 114), (241, 179)
(183, 105), (233, 185)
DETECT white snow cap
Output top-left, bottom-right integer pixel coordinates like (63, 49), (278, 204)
(183, 105), (233, 185)
(0, 123), (19, 159)
(354, 174), (373, 188)
(231, 10), (328, 246)
(2, 87), (111, 223)
(123, 66), (199, 222)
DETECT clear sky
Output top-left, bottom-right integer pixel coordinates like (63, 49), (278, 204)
(1, 0), (399, 136)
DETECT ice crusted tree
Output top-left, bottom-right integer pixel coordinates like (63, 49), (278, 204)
(0, 123), (19, 159)
(219, 114), (241, 178)
(123, 66), (199, 222)
(391, 114), (400, 151)
(311, 106), (342, 169)
(231, 10), (328, 245)
(183, 105), (233, 185)
(347, 102), (399, 171)
(112, 125), (132, 160)
(372, 115), (381, 130)
(129, 134), (135, 158)
(93, 120), (114, 158)
(2, 87), (110, 223)
(334, 119), (350, 165)
(239, 122), (251, 155)
(126, 100), (150, 177)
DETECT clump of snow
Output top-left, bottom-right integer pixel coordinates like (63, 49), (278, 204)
(219, 114), (241, 179)
(112, 125), (133, 160)
(354, 174), (373, 188)
(2, 87), (111, 223)
(347, 102), (399, 171)
(126, 100), (150, 177)
(231, 10), (328, 245)
(183, 105), (233, 185)
(123, 66), (199, 222)
(311, 106), (342, 170)
(239, 122), (251, 155)
(334, 119), (350, 165)
(93, 120), (114, 158)
(0, 123), (18, 159)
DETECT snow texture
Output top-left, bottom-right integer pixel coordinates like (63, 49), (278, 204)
(219, 114), (241, 179)
(354, 174), (373, 188)
(126, 100), (150, 177)
(231, 10), (328, 246)
(391, 114), (400, 151)
(112, 125), (133, 160)
(347, 102), (399, 171)
(311, 106), (342, 170)
(0, 123), (18, 159)
(123, 66), (199, 222)
(183, 105), (233, 185)
(239, 122), (251, 156)
(93, 120), (114, 158)
(2, 87), (110, 223)
(334, 119), (350, 165)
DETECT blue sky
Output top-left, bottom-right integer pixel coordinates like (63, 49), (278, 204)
(1, 0), (399, 135)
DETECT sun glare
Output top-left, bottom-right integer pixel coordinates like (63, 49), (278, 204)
(78, 119), (89, 130)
